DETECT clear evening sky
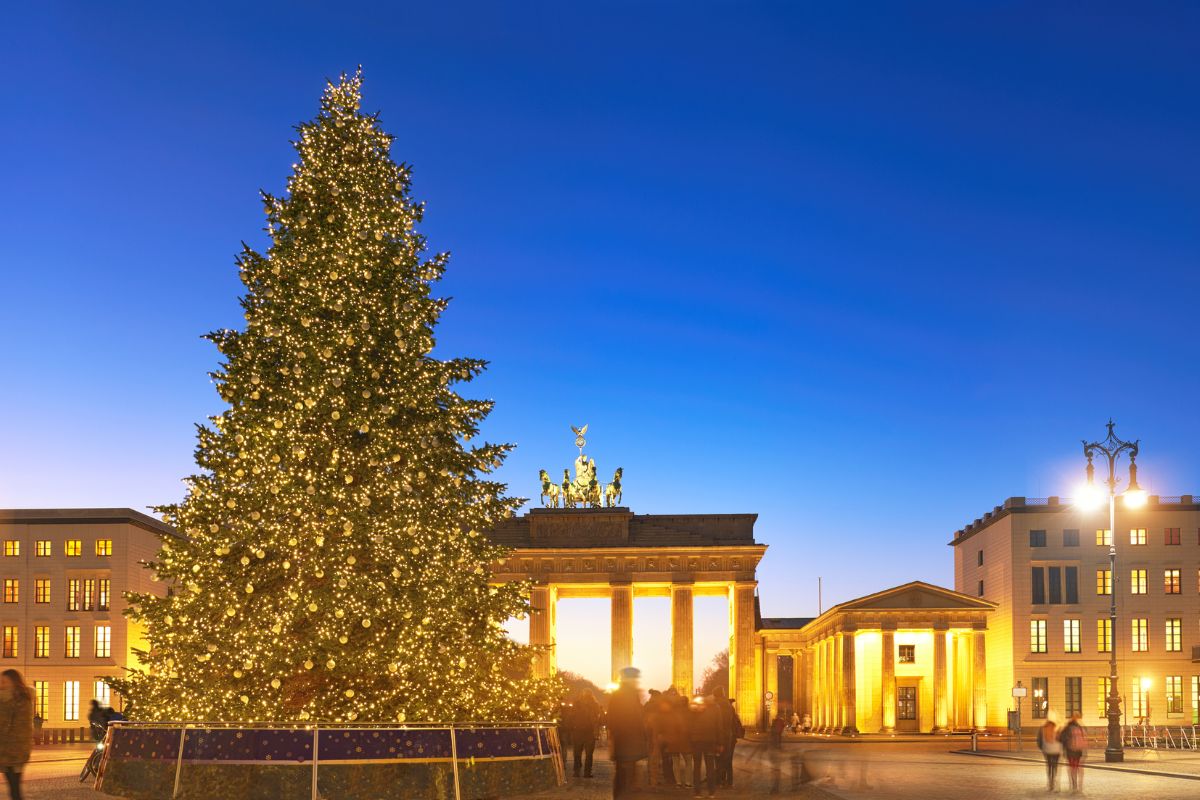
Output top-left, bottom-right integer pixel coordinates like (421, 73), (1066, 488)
(3, 2), (1198, 689)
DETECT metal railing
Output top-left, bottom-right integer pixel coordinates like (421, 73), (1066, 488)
(1122, 724), (1199, 750)
(100, 720), (564, 800)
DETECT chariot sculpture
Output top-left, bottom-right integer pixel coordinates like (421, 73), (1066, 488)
(539, 425), (623, 508)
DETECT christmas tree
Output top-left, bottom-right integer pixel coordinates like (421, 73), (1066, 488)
(113, 71), (555, 724)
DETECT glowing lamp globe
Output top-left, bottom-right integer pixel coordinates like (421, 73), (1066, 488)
(1124, 488), (1148, 509)
(1075, 483), (1104, 511)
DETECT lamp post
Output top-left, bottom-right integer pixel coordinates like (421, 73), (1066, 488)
(1079, 420), (1147, 763)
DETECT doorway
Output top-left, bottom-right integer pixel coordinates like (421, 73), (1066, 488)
(896, 683), (919, 732)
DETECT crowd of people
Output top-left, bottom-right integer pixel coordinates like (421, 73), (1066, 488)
(1036, 712), (1088, 794)
(560, 667), (747, 799)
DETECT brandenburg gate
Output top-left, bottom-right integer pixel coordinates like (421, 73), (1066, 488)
(489, 507), (766, 727)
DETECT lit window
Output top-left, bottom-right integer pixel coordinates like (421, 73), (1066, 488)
(83, 579), (95, 611)
(64, 681), (79, 721)
(1065, 676), (1082, 717)
(3, 541), (18, 558)
(98, 579), (110, 611)
(1097, 618), (1112, 652)
(1131, 569), (1147, 594)
(1131, 618), (1148, 652)
(3, 580), (17, 604)
(1166, 618), (1182, 652)
(65, 626), (80, 658)
(898, 644), (915, 664)
(35, 541), (50, 557)
(67, 578), (80, 611)
(1165, 569), (1181, 594)
(1032, 677), (1049, 718)
(1063, 619), (1080, 653)
(33, 681), (47, 720)
(93, 681), (110, 706)
(1130, 528), (1147, 546)
(65, 540), (82, 557)
(2, 626), (16, 658)
(1168, 676), (1183, 715)
(1096, 529), (1112, 546)
(1165, 528), (1181, 545)
(95, 539), (112, 557)
(1193, 677), (1200, 725)
(94, 625), (111, 658)
(1098, 676), (1112, 718)
(34, 578), (49, 604)
(1029, 530), (1047, 547)
(1096, 569), (1112, 595)
(1131, 678), (1148, 719)
(34, 627), (49, 659)
(1030, 620), (1047, 653)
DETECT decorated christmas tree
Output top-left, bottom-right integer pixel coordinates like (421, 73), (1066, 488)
(113, 71), (555, 724)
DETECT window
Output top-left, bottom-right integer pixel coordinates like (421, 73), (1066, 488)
(93, 680), (110, 706)
(1032, 677), (1049, 719)
(1165, 569), (1181, 594)
(1167, 676), (1183, 715)
(1097, 569), (1112, 595)
(1030, 619), (1048, 653)
(1065, 567), (1079, 604)
(1193, 677), (1200, 725)
(1063, 619), (1080, 653)
(1049, 567), (1062, 604)
(2, 627), (16, 659)
(1066, 677), (1083, 718)
(1030, 530), (1047, 547)
(1097, 618), (1112, 652)
(1099, 676), (1112, 718)
(34, 578), (49, 604)
(35, 540), (50, 558)
(3, 541), (17, 558)
(978, 579), (985, 597)
(977, 550), (983, 566)
(1131, 618), (1148, 652)
(65, 626), (80, 658)
(2, 580), (16, 605)
(33, 681), (47, 720)
(83, 578), (95, 611)
(1063, 529), (1080, 547)
(1131, 678), (1148, 720)
(1032, 567), (1046, 605)
(65, 540), (82, 557)
(95, 539), (112, 557)
(67, 578), (80, 611)
(1166, 618), (1182, 652)
(1130, 528), (1147, 545)
(1131, 569), (1147, 594)
(64, 681), (79, 721)
(898, 644), (915, 664)
(1096, 528), (1112, 546)
(34, 627), (49, 659)
(94, 625), (111, 658)
(1166, 528), (1181, 545)
(98, 579), (110, 611)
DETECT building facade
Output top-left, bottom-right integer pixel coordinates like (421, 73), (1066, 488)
(951, 494), (1200, 729)
(0, 509), (174, 727)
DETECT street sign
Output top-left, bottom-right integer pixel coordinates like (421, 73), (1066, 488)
(1012, 686), (1027, 698)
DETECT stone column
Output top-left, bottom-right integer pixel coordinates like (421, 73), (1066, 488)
(812, 643), (822, 728)
(766, 649), (779, 726)
(932, 623), (949, 733)
(840, 630), (858, 735)
(792, 650), (804, 720)
(611, 583), (633, 681)
(972, 625), (987, 732)
(880, 626), (896, 733)
(831, 634), (842, 731)
(529, 584), (557, 679)
(730, 582), (758, 728)
(670, 583), (694, 695)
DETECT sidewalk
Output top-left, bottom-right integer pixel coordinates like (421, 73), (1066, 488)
(956, 745), (1200, 781)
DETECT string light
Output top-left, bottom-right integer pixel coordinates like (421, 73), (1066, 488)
(110, 70), (561, 724)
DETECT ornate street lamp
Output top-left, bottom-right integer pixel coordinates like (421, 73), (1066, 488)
(1077, 420), (1146, 763)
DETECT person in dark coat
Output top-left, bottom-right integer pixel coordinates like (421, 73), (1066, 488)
(87, 701), (107, 743)
(0, 670), (34, 800)
(686, 694), (720, 798)
(567, 691), (602, 778)
(607, 667), (648, 799)
(711, 687), (737, 787)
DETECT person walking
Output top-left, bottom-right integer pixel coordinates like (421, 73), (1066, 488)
(1036, 716), (1062, 792)
(663, 693), (691, 789)
(607, 667), (648, 799)
(568, 691), (601, 778)
(0, 670), (34, 800)
(1059, 713), (1087, 794)
(710, 687), (736, 787)
(686, 695), (719, 798)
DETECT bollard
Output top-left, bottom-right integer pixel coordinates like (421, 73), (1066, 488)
(971, 730), (978, 752)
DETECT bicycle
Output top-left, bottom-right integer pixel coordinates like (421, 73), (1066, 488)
(80, 740), (105, 782)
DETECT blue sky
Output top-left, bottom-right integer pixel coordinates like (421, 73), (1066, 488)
(2, 2), (1198, 687)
